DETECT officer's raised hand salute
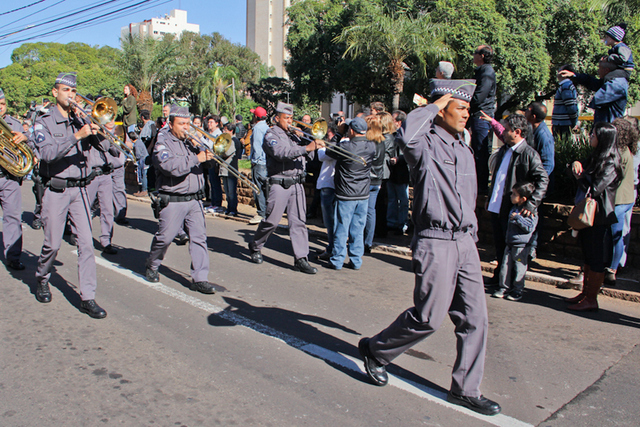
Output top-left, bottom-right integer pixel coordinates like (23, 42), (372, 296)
(248, 101), (318, 274)
(145, 106), (218, 295)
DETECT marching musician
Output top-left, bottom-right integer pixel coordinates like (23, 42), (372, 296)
(248, 101), (324, 274)
(0, 88), (30, 271)
(144, 106), (218, 294)
(32, 72), (110, 319)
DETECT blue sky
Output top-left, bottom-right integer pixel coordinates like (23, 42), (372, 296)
(0, 0), (247, 68)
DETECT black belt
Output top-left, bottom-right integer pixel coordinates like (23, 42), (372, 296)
(43, 173), (95, 190)
(159, 189), (205, 203)
(92, 165), (114, 176)
(268, 174), (305, 189)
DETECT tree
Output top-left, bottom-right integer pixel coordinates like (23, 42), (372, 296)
(335, 4), (450, 110)
(247, 77), (294, 117)
(194, 66), (240, 116)
(119, 34), (177, 95)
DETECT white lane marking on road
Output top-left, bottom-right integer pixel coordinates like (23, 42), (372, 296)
(94, 255), (532, 427)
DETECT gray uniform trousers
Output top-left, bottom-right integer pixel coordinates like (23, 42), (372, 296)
(111, 166), (127, 221)
(250, 182), (309, 260)
(0, 176), (23, 262)
(146, 199), (209, 283)
(36, 187), (98, 300)
(369, 232), (488, 397)
(86, 174), (114, 248)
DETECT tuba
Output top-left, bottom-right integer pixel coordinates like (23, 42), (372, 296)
(0, 116), (35, 177)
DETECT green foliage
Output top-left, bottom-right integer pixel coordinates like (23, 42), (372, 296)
(548, 133), (593, 203)
(247, 77), (294, 117)
(0, 42), (125, 117)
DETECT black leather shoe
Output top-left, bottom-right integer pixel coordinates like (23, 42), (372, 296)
(250, 250), (263, 264)
(102, 245), (118, 255)
(294, 258), (317, 274)
(115, 218), (129, 225)
(190, 281), (216, 294)
(175, 233), (189, 246)
(32, 218), (43, 230)
(447, 392), (501, 416)
(146, 268), (159, 283)
(7, 260), (25, 270)
(358, 338), (388, 386)
(80, 299), (107, 319)
(35, 282), (52, 303)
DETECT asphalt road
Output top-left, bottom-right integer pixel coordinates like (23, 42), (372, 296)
(1, 184), (639, 426)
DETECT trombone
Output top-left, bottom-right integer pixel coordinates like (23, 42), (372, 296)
(291, 119), (367, 166)
(67, 95), (136, 162)
(187, 124), (260, 193)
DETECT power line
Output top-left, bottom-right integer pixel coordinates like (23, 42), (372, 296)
(2, 0), (68, 29)
(0, 0), (48, 17)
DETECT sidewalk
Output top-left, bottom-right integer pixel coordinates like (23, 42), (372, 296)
(128, 193), (640, 303)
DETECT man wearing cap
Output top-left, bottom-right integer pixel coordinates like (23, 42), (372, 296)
(248, 101), (324, 274)
(144, 106), (217, 294)
(326, 117), (376, 270)
(0, 88), (31, 271)
(249, 106), (269, 224)
(32, 72), (111, 318)
(358, 80), (502, 416)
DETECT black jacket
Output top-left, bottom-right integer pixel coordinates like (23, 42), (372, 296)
(329, 136), (376, 200)
(470, 63), (497, 118)
(389, 133), (410, 184)
(489, 140), (549, 215)
(370, 140), (385, 186)
(577, 157), (621, 226)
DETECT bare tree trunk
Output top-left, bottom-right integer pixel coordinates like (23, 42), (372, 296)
(390, 61), (405, 111)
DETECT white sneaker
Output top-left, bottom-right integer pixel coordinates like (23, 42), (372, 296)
(249, 215), (263, 225)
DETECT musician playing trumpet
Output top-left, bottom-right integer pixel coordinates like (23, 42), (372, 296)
(0, 88), (31, 271)
(32, 72), (111, 318)
(248, 101), (324, 274)
(144, 106), (218, 295)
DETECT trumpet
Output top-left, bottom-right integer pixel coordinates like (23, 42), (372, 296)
(187, 124), (260, 193)
(0, 116), (35, 178)
(291, 119), (367, 166)
(67, 95), (136, 162)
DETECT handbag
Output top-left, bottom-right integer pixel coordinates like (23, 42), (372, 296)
(567, 192), (597, 230)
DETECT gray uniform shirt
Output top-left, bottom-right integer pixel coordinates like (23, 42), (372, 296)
(263, 125), (313, 178)
(32, 105), (109, 180)
(153, 127), (205, 195)
(399, 104), (478, 240)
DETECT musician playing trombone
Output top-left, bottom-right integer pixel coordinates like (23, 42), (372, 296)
(0, 88), (31, 271)
(248, 101), (324, 274)
(144, 106), (218, 295)
(32, 72), (111, 319)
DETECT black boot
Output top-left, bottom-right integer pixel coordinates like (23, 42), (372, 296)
(80, 300), (107, 319)
(294, 258), (317, 274)
(35, 282), (52, 303)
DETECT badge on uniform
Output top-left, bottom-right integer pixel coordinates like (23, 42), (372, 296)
(54, 133), (63, 137)
(35, 132), (45, 143)
(160, 151), (170, 161)
(269, 139), (278, 146)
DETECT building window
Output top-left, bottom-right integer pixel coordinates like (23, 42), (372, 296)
(154, 31), (158, 34)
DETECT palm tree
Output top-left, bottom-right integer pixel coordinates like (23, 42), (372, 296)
(194, 66), (240, 116)
(335, 5), (450, 110)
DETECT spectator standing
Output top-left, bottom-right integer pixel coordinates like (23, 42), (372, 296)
(207, 115), (224, 212)
(485, 114), (548, 285)
(122, 84), (138, 130)
(551, 65), (579, 141)
(492, 182), (538, 301)
(219, 123), (239, 216)
(560, 59), (628, 124)
(370, 102), (386, 116)
(249, 106), (269, 224)
(565, 123), (622, 312)
(235, 114), (246, 140)
(387, 110), (410, 235)
(134, 110), (152, 196)
(362, 115), (386, 253)
(435, 61), (455, 79)
(316, 122), (339, 261)
(469, 45), (497, 194)
(605, 117), (639, 285)
(327, 117), (376, 270)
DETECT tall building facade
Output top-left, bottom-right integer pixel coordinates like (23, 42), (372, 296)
(246, 0), (290, 78)
(121, 9), (200, 41)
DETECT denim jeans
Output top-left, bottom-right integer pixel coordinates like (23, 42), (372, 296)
(470, 116), (492, 194)
(320, 187), (335, 252)
(363, 185), (381, 247)
(386, 181), (409, 230)
(137, 157), (148, 192)
(209, 165), (223, 207)
(498, 244), (530, 293)
(331, 198), (368, 269)
(610, 203), (634, 270)
(251, 163), (268, 218)
(222, 176), (238, 214)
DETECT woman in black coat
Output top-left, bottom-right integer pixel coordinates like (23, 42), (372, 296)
(565, 122), (622, 312)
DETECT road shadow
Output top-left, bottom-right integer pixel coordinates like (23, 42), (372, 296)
(206, 296), (448, 393)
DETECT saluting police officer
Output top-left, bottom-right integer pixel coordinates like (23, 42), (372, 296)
(32, 72), (111, 319)
(248, 101), (324, 274)
(0, 88), (30, 271)
(357, 80), (502, 416)
(145, 106), (217, 294)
